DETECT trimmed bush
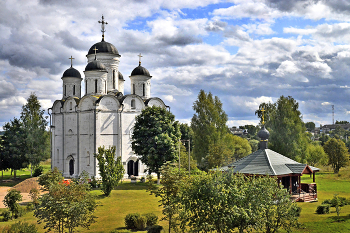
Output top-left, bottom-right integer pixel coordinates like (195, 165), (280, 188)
(143, 213), (158, 227)
(147, 225), (164, 233)
(322, 199), (331, 205)
(316, 205), (330, 214)
(1, 221), (38, 233)
(135, 215), (146, 230)
(125, 213), (140, 229)
(109, 230), (132, 233)
(1, 210), (11, 222)
(33, 166), (44, 177)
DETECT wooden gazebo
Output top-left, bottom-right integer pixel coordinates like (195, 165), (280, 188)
(222, 126), (320, 202)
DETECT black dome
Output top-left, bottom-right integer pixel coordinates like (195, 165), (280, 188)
(118, 71), (125, 80)
(62, 67), (81, 79)
(85, 60), (107, 72)
(88, 41), (119, 55)
(258, 125), (270, 141)
(131, 65), (151, 77)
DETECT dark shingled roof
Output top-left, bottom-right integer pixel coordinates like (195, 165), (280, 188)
(118, 71), (125, 80)
(131, 65), (152, 77)
(62, 67), (81, 79)
(85, 60), (107, 72)
(88, 41), (120, 56)
(227, 149), (320, 176)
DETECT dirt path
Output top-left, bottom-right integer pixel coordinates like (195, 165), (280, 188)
(0, 187), (32, 208)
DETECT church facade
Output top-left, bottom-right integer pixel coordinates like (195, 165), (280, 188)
(49, 17), (166, 178)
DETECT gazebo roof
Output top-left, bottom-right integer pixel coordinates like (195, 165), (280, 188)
(226, 149), (319, 176)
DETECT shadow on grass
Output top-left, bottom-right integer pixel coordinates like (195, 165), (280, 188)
(328, 214), (350, 222)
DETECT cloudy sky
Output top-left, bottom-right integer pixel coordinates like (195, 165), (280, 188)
(2, 0), (350, 129)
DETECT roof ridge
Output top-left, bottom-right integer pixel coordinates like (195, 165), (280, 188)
(265, 150), (277, 175)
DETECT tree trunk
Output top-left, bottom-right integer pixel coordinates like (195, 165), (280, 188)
(30, 164), (33, 177)
(14, 170), (16, 179)
(157, 173), (161, 185)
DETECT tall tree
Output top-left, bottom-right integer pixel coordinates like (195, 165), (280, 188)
(335, 120), (349, 124)
(179, 123), (194, 152)
(258, 96), (308, 162)
(191, 90), (228, 163)
(132, 106), (181, 184)
(305, 122), (315, 131)
(95, 146), (124, 196)
(306, 143), (327, 166)
(2, 118), (28, 178)
(323, 138), (348, 174)
(20, 93), (49, 175)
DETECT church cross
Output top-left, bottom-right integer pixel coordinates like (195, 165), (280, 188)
(98, 15), (108, 41)
(261, 108), (266, 125)
(138, 53), (142, 65)
(69, 56), (74, 67)
(93, 47), (98, 59)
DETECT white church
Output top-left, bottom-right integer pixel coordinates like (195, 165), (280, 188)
(49, 16), (167, 178)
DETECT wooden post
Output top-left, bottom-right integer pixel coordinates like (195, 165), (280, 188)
(298, 176), (301, 193)
(313, 172), (315, 183)
(289, 176), (292, 194)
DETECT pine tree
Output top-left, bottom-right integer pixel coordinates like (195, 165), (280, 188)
(191, 90), (228, 163)
(20, 93), (49, 176)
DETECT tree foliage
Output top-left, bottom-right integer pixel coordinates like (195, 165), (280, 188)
(34, 170), (97, 233)
(306, 143), (327, 166)
(305, 122), (316, 131)
(132, 106), (181, 182)
(179, 123), (194, 152)
(179, 143), (197, 172)
(335, 120), (349, 124)
(191, 90), (228, 163)
(38, 167), (64, 191)
(3, 189), (22, 219)
(2, 118), (28, 178)
(20, 93), (49, 174)
(95, 146), (124, 196)
(179, 171), (300, 233)
(323, 138), (348, 173)
(257, 96), (308, 162)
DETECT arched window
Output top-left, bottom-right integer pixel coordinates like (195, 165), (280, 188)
(65, 85), (67, 96)
(85, 80), (87, 94)
(95, 80), (98, 93)
(143, 83), (145, 96)
(131, 99), (136, 109)
(73, 85), (75, 95)
(133, 84), (135, 94)
(69, 102), (72, 110)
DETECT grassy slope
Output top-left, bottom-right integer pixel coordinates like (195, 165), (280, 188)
(1, 166), (350, 232)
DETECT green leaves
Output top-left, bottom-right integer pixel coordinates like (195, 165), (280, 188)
(132, 106), (180, 180)
(324, 138), (348, 174)
(95, 146), (125, 196)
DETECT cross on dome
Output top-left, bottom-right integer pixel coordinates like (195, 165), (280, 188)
(69, 56), (74, 67)
(93, 47), (98, 60)
(138, 53), (142, 65)
(261, 108), (266, 125)
(98, 15), (108, 41)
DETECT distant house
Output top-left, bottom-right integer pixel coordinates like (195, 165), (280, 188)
(320, 123), (350, 133)
(221, 125), (320, 202)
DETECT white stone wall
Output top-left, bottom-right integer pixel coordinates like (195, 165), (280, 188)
(130, 75), (151, 99)
(62, 77), (82, 98)
(84, 71), (108, 95)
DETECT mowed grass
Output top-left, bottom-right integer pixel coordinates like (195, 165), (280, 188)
(1, 165), (350, 232)
(0, 181), (165, 233)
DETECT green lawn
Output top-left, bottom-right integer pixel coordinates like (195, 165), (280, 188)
(1, 166), (350, 232)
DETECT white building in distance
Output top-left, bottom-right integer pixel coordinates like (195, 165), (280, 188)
(49, 16), (166, 178)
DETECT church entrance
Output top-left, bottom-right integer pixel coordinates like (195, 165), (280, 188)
(69, 159), (74, 176)
(127, 160), (139, 177)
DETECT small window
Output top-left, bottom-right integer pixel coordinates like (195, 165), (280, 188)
(73, 85), (75, 95)
(143, 83), (145, 96)
(85, 80), (87, 94)
(113, 70), (116, 89)
(131, 99), (136, 109)
(95, 80), (98, 93)
(133, 84), (135, 94)
(65, 85), (67, 96)
(70, 102), (72, 110)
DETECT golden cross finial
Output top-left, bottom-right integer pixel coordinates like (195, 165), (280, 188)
(69, 56), (74, 67)
(138, 53), (142, 65)
(98, 15), (108, 41)
(93, 47), (98, 60)
(261, 108), (266, 125)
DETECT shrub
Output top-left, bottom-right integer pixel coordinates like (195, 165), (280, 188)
(135, 215), (146, 230)
(1, 210), (11, 222)
(147, 225), (164, 233)
(3, 189), (22, 219)
(143, 213), (158, 227)
(29, 188), (39, 206)
(14, 207), (24, 219)
(322, 199), (331, 205)
(125, 213), (140, 229)
(25, 202), (34, 212)
(33, 166), (44, 177)
(316, 205), (330, 214)
(1, 221), (38, 233)
(109, 230), (132, 233)
(90, 176), (98, 188)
